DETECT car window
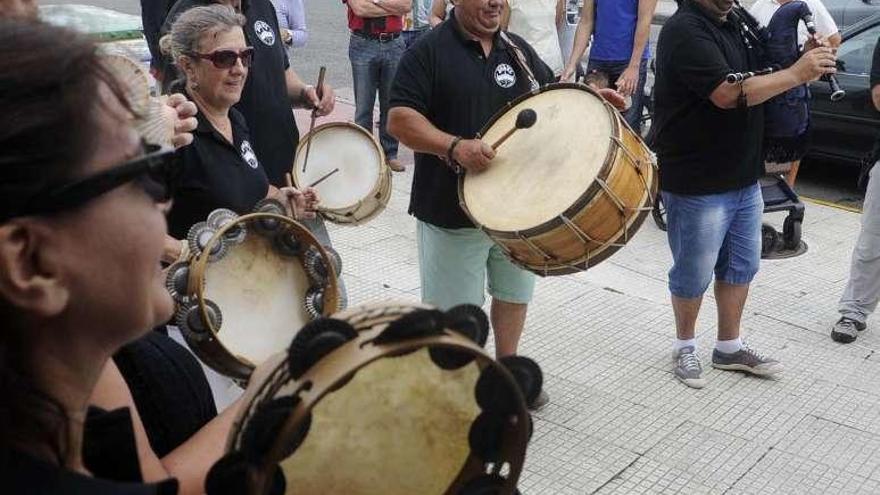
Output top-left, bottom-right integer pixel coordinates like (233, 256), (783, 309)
(837, 23), (880, 75)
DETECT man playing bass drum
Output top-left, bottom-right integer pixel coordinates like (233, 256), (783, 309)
(653, 0), (836, 389)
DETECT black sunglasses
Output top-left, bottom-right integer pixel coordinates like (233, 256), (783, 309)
(4, 143), (179, 222)
(186, 47), (255, 69)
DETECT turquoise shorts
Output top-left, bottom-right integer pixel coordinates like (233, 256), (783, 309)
(417, 221), (536, 310)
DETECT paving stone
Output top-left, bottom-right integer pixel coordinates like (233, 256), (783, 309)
(729, 448), (880, 495)
(594, 458), (722, 495)
(775, 415), (880, 481)
(641, 421), (767, 489)
(521, 419), (640, 494)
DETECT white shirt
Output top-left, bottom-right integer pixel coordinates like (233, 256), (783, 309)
(507, 0), (564, 76)
(749, 0), (839, 48)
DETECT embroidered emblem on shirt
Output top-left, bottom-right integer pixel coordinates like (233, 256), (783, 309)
(254, 20), (276, 46)
(494, 63), (516, 89)
(240, 140), (260, 169)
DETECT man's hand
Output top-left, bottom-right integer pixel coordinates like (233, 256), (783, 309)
(161, 93), (198, 149)
(452, 139), (495, 173)
(615, 64), (639, 97)
(597, 87), (627, 111)
(803, 33), (828, 52)
(281, 28), (293, 45)
(302, 83), (336, 117)
(560, 64), (578, 82)
(273, 186), (320, 219)
(791, 45), (837, 84)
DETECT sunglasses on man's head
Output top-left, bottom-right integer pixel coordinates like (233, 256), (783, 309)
(3, 143), (180, 222)
(186, 47), (255, 69)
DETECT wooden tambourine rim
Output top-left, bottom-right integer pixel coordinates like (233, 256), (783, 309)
(235, 308), (529, 495)
(291, 121), (390, 225)
(186, 212), (340, 378)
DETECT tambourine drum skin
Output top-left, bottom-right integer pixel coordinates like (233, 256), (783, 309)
(292, 122), (391, 225)
(168, 208), (340, 379)
(223, 303), (536, 495)
(459, 83), (658, 276)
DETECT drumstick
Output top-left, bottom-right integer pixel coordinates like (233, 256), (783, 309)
(491, 108), (537, 150)
(308, 167), (340, 188)
(284, 173), (300, 217)
(301, 66), (327, 173)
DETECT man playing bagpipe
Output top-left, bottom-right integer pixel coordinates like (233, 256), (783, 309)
(653, 0), (837, 388)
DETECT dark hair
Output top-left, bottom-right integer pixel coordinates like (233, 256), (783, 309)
(0, 18), (132, 466)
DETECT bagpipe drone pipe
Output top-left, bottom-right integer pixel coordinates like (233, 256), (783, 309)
(728, 0), (844, 164)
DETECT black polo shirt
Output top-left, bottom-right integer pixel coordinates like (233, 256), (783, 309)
(389, 11), (554, 229)
(653, 1), (763, 195)
(161, 0), (297, 187)
(167, 104), (269, 239)
(2, 407), (178, 494)
(140, 0), (174, 69)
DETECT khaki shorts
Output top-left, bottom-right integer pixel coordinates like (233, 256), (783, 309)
(417, 220), (535, 310)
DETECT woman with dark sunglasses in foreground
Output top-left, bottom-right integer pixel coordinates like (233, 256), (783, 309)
(0, 19), (179, 494)
(83, 6), (322, 495)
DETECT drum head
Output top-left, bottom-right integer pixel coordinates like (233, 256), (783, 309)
(463, 86), (614, 232)
(280, 349), (481, 494)
(292, 123), (383, 211)
(204, 232), (312, 367)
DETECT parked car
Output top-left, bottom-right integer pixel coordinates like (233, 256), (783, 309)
(808, 13), (880, 165)
(822, 0), (880, 30)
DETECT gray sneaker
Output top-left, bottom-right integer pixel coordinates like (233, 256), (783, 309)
(673, 346), (706, 389)
(712, 344), (783, 376)
(831, 317), (866, 344)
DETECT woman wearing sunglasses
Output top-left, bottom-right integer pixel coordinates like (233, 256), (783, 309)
(82, 6), (321, 495)
(0, 19), (179, 493)
(160, 5), (318, 247)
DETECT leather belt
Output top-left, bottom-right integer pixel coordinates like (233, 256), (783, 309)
(352, 30), (401, 42)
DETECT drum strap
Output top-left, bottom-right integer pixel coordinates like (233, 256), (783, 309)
(498, 31), (540, 91)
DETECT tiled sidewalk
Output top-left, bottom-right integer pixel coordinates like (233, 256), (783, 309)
(297, 98), (878, 494)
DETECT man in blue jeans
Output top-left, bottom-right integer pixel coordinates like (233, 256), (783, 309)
(653, 0), (836, 388)
(344, 0), (412, 172)
(561, 0), (656, 133)
(403, 0), (432, 48)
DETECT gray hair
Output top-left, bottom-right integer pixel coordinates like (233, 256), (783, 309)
(159, 5), (246, 64)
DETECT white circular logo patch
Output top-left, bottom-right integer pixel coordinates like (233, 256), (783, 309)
(494, 63), (516, 89)
(240, 140), (260, 169)
(254, 20), (276, 46)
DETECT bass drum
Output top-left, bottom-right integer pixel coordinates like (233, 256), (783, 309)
(460, 83), (658, 276)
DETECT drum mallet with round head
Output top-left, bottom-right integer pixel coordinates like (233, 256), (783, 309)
(491, 108), (537, 150)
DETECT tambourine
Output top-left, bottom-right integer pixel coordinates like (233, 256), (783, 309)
(207, 302), (543, 494)
(165, 199), (342, 379)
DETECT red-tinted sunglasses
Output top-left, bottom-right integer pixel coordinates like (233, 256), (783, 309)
(186, 47), (255, 69)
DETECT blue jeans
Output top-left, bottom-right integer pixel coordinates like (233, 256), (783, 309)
(402, 29), (428, 50)
(663, 184), (763, 299)
(586, 58), (648, 133)
(349, 33), (404, 160)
